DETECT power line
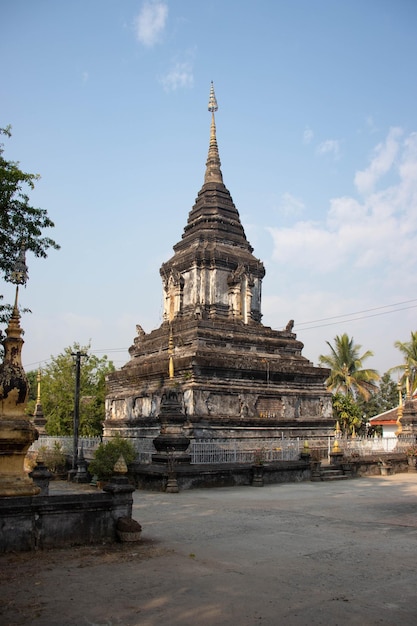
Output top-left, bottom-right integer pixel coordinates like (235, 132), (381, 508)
(89, 348), (129, 354)
(24, 350), (129, 369)
(295, 298), (417, 328)
(295, 304), (417, 332)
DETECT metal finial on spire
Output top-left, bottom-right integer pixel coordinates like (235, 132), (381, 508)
(7, 242), (28, 314)
(9, 241), (28, 286)
(204, 82), (223, 185)
(208, 81), (218, 112)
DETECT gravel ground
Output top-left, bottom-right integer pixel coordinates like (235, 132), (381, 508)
(1, 474), (417, 626)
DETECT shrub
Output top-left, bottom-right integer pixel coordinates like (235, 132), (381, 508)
(38, 443), (66, 474)
(405, 445), (417, 457)
(88, 436), (136, 481)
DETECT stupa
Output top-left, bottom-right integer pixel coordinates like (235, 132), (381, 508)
(105, 84), (333, 446)
(0, 245), (40, 496)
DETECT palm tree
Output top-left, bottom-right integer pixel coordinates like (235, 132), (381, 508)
(319, 333), (379, 400)
(390, 331), (417, 393)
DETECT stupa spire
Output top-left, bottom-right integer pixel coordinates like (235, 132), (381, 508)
(3, 242), (28, 373)
(204, 81), (223, 185)
(0, 243), (39, 496)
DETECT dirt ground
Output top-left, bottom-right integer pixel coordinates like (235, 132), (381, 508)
(1, 474), (417, 626)
(0, 539), (172, 625)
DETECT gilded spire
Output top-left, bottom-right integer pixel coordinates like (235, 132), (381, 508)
(204, 81), (223, 185)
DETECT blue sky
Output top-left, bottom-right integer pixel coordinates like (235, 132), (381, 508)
(1, 0), (417, 376)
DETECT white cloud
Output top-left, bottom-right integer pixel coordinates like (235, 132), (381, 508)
(354, 126), (402, 195)
(135, 0), (168, 47)
(159, 61), (194, 92)
(366, 115), (378, 134)
(278, 192), (305, 217)
(268, 128), (417, 285)
(303, 126), (314, 144)
(268, 221), (338, 273)
(82, 71), (89, 83)
(316, 139), (341, 159)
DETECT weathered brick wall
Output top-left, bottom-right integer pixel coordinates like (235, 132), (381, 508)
(0, 484), (134, 553)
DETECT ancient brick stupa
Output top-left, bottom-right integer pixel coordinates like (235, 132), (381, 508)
(105, 84), (333, 446)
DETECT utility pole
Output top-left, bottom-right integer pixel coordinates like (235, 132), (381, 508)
(71, 350), (88, 476)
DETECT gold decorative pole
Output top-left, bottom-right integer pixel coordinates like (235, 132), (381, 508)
(36, 368), (41, 405)
(168, 326), (174, 380)
(32, 366), (47, 433)
(395, 381), (403, 436)
(405, 366), (411, 400)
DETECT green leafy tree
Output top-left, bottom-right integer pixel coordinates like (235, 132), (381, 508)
(389, 331), (417, 393)
(89, 435), (136, 481)
(358, 371), (398, 421)
(319, 333), (379, 400)
(24, 369), (39, 416)
(332, 392), (363, 435)
(27, 343), (115, 436)
(0, 126), (59, 326)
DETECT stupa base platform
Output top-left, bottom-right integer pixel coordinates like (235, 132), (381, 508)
(131, 460), (311, 491)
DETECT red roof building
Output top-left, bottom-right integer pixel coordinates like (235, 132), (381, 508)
(369, 395), (417, 437)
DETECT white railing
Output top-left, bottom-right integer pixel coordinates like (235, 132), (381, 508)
(29, 434), (414, 465)
(30, 436), (102, 459)
(190, 438), (301, 464)
(130, 439), (155, 464)
(338, 435), (414, 456)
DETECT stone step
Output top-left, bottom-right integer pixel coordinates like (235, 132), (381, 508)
(320, 468), (351, 481)
(323, 473), (350, 481)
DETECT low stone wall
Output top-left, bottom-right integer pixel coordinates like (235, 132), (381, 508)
(0, 479), (134, 553)
(261, 461), (310, 485)
(351, 454), (409, 477)
(131, 455), (411, 491)
(132, 460), (310, 491)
